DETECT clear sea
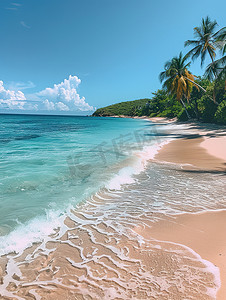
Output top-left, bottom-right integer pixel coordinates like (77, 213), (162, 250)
(1, 114), (226, 299)
(0, 114), (167, 254)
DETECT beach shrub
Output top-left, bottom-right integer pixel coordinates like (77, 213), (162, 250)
(214, 100), (226, 124)
(162, 102), (182, 118)
(189, 78), (211, 120)
(199, 98), (217, 122)
(196, 84), (217, 123)
(177, 106), (196, 121)
(177, 108), (187, 121)
(160, 108), (176, 118)
(214, 80), (226, 104)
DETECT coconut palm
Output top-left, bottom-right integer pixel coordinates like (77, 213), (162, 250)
(215, 26), (226, 55)
(205, 26), (226, 81)
(159, 52), (199, 118)
(184, 16), (218, 66)
(205, 57), (226, 81)
(184, 17), (225, 102)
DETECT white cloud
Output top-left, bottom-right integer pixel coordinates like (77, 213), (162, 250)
(0, 81), (26, 100)
(20, 21), (30, 29)
(43, 99), (55, 111)
(0, 75), (94, 114)
(0, 80), (26, 110)
(5, 3), (21, 10)
(13, 81), (35, 90)
(43, 100), (69, 112)
(37, 75), (94, 112)
(12, 3), (22, 7)
(6, 81), (35, 91)
(56, 102), (69, 111)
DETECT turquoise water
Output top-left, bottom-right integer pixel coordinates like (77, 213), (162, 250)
(0, 114), (157, 252)
(1, 114), (226, 299)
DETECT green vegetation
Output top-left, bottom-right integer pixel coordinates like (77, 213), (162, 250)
(159, 52), (199, 119)
(93, 17), (226, 125)
(92, 79), (225, 124)
(91, 91), (183, 119)
(92, 99), (150, 117)
(184, 17), (225, 82)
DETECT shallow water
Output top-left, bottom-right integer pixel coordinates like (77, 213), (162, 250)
(0, 163), (224, 299)
(0, 114), (172, 253)
(0, 114), (225, 299)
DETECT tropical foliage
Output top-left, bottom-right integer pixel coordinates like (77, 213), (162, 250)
(205, 26), (226, 81)
(184, 17), (225, 82)
(93, 16), (226, 125)
(92, 79), (225, 124)
(159, 52), (197, 101)
(159, 52), (199, 118)
(184, 16), (218, 66)
(92, 99), (149, 117)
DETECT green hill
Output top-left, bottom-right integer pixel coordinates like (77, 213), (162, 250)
(92, 99), (151, 117)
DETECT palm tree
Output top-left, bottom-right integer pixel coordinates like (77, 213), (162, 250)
(184, 16), (218, 66)
(205, 26), (226, 82)
(159, 52), (198, 118)
(184, 17), (225, 102)
(205, 57), (226, 81)
(215, 26), (226, 55)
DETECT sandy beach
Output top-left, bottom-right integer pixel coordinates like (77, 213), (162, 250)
(0, 119), (225, 300)
(1, 1), (225, 298)
(136, 210), (226, 299)
(152, 124), (226, 299)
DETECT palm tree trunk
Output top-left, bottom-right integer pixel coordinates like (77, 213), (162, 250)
(185, 77), (207, 92)
(213, 83), (216, 103)
(185, 94), (199, 120)
(180, 99), (190, 119)
(209, 55), (217, 103)
(184, 77), (219, 105)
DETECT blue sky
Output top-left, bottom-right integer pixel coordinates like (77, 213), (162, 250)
(0, 0), (225, 114)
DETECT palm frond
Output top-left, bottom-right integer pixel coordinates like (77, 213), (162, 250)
(204, 56), (226, 81)
(159, 71), (167, 83)
(213, 26), (226, 39)
(214, 27), (226, 55)
(185, 16), (218, 68)
(194, 27), (203, 38)
(185, 45), (201, 60)
(215, 40), (226, 55)
(184, 62), (191, 69)
(207, 47), (216, 62)
(204, 63), (216, 81)
(159, 53), (196, 102)
(208, 20), (218, 33)
(184, 40), (200, 47)
(191, 46), (202, 61)
(201, 49), (208, 67)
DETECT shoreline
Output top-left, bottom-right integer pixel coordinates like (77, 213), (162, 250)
(155, 136), (226, 171)
(104, 115), (177, 123)
(134, 209), (226, 299)
(152, 125), (226, 299)
(0, 118), (225, 299)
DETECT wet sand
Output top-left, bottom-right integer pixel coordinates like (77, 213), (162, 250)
(153, 133), (226, 299)
(0, 122), (225, 299)
(0, 194), (221, 300)
(135, 210), (226, 300)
